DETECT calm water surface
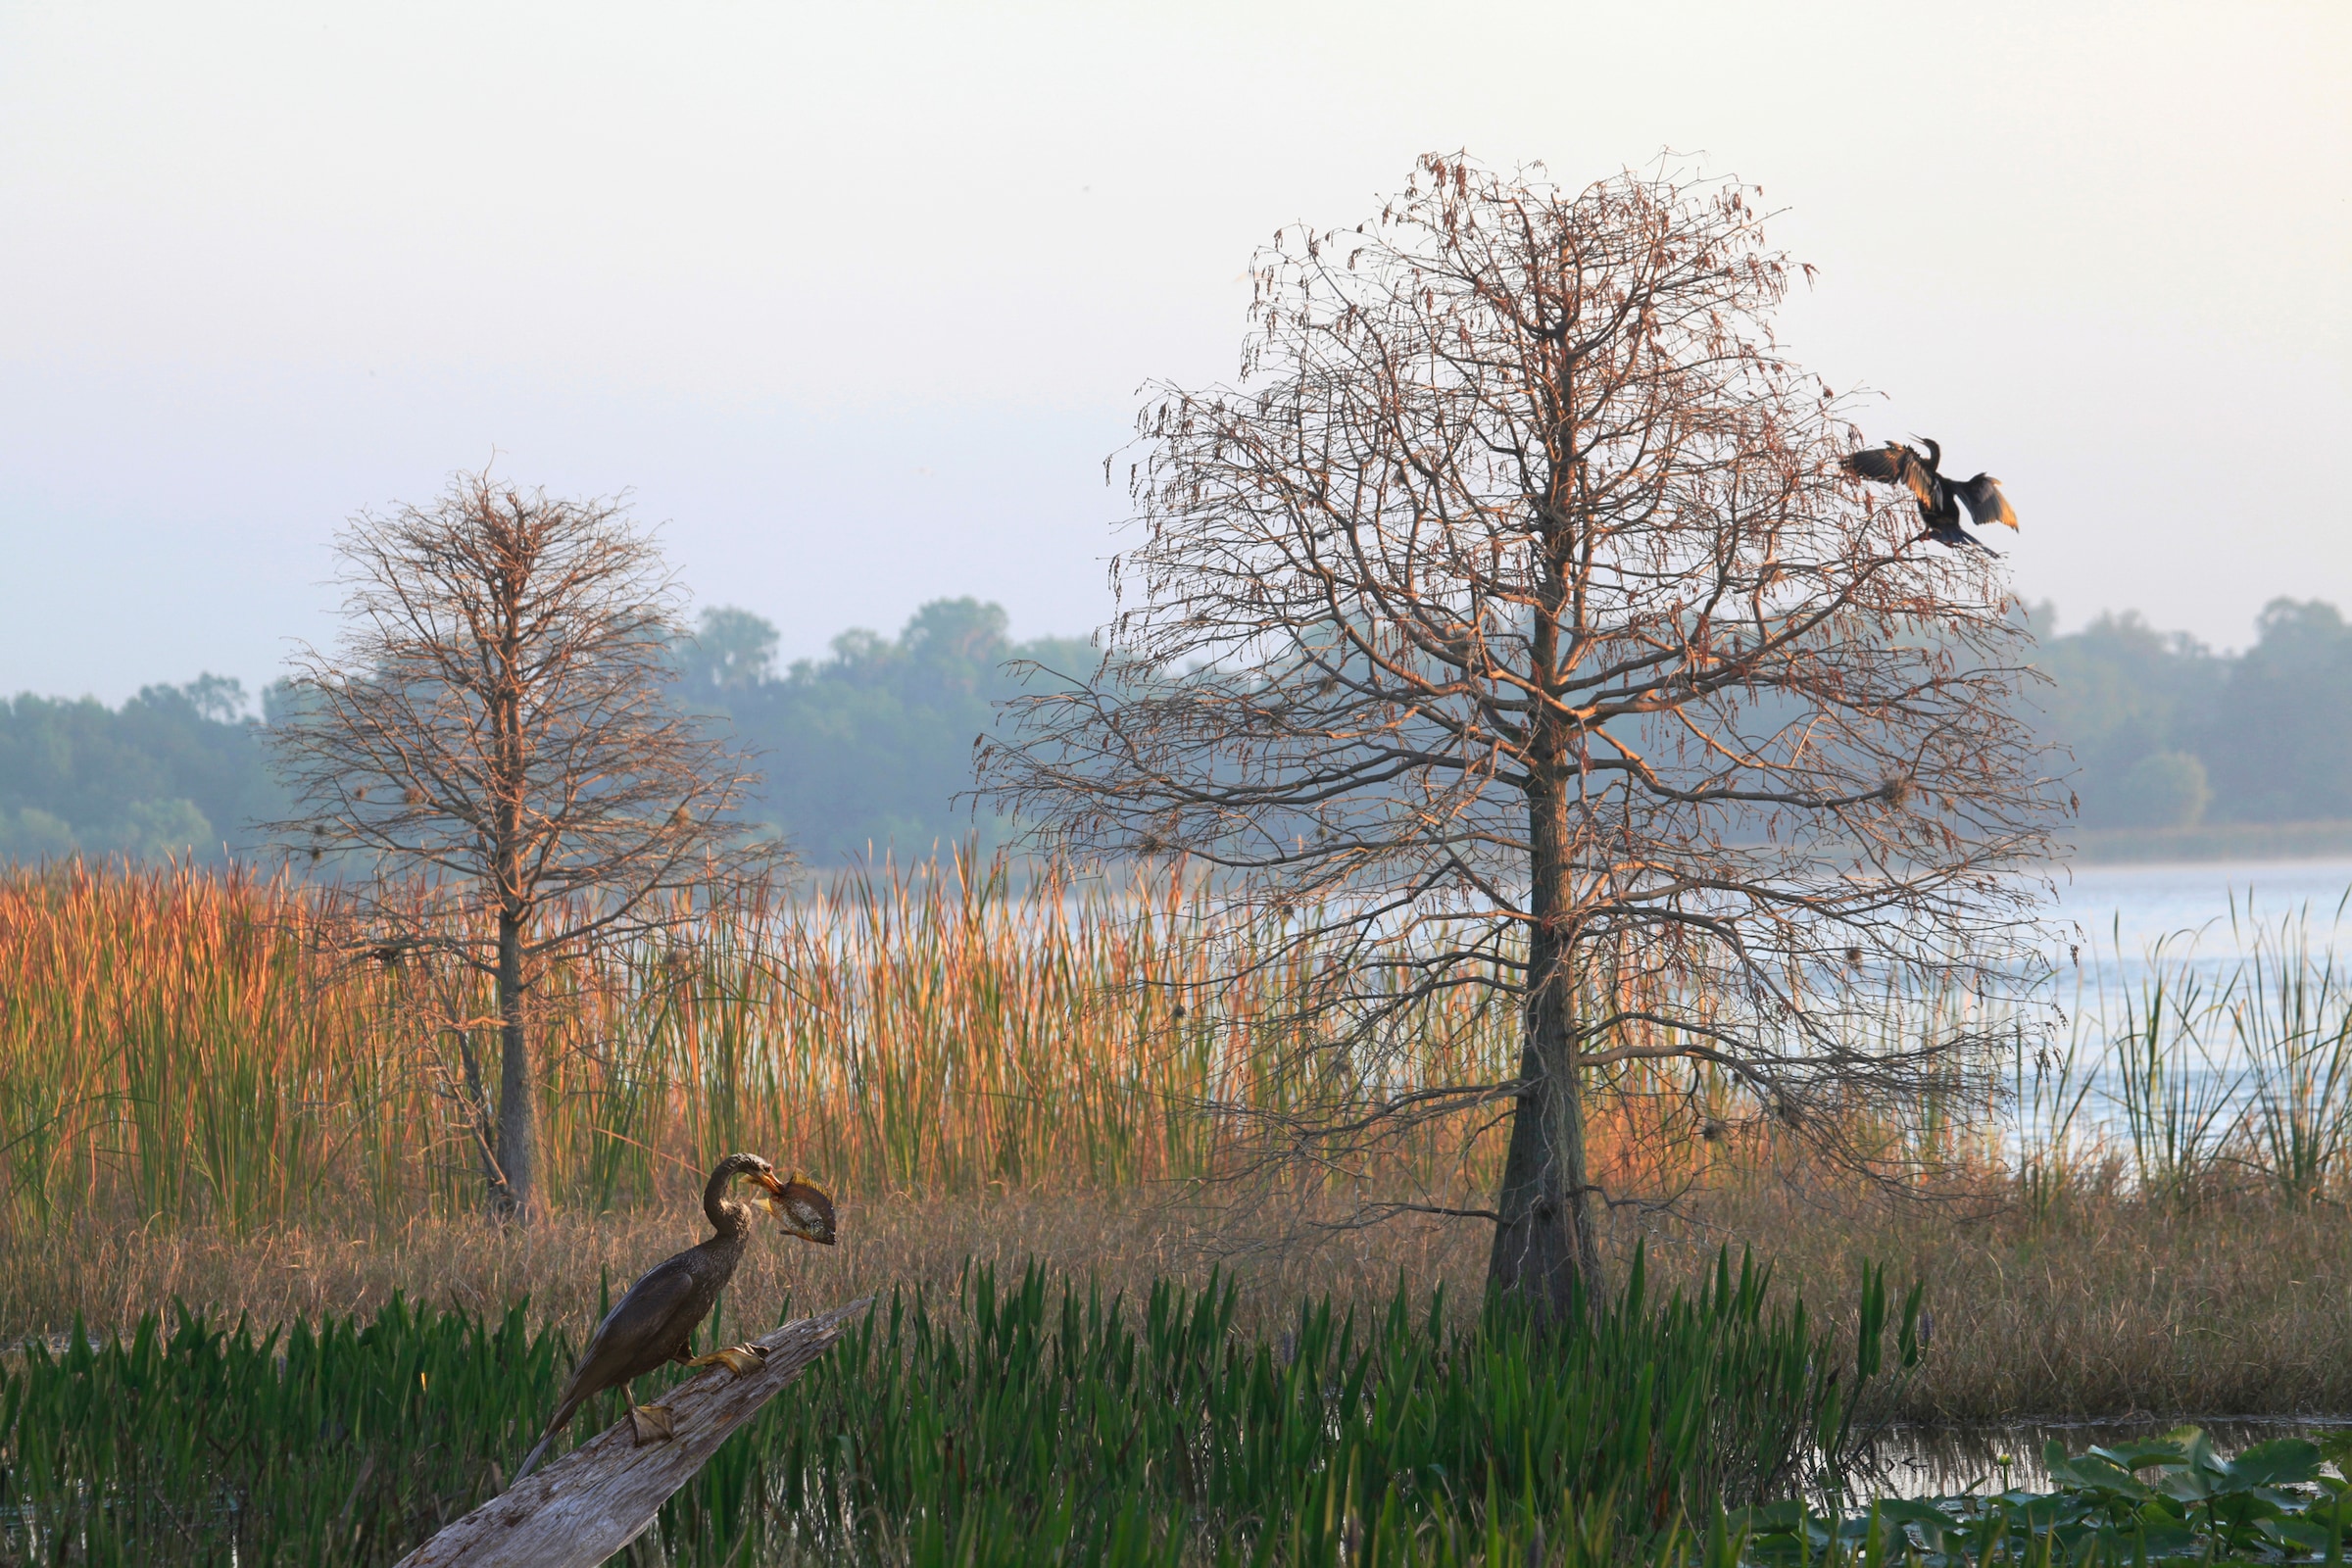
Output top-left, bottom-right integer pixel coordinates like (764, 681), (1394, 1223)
(1859, 1416), (2351, 1499)
(2032, 858), (2352, 1124)
(2051, 857), (2352, 964)
(1876, 859), (2352, 1458)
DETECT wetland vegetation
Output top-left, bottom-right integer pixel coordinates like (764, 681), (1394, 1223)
(0, 858), (2347, 1561)
(0, 1254), (1911, 1564)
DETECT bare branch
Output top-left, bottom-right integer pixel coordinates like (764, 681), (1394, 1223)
(265, 470), (780, 1216)
(982, 155), (2064, 1314)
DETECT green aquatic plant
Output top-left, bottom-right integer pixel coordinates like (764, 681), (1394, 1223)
(1738, 1427), (2352, 1565)
(0, 1250), (1915, 1565)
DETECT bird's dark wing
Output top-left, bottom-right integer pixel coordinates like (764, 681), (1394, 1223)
(1955, 474), (2018, 529)
(514, 1258), (707, 1481)
(1840, 445), (1907, 483)
(1841, 445), (1937, 506)
(558, 1257), (707, 1407)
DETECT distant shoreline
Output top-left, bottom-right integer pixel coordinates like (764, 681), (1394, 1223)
(2059, 819), (2352, 866)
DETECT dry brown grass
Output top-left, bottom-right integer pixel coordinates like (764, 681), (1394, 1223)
(0, 1189), (1483, 1345)
(6, 1182), (2346, 1422)
(1642, 1183), (2352, 1421)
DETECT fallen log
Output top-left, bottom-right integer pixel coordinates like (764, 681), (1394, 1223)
(394, 1297), (871, 1568)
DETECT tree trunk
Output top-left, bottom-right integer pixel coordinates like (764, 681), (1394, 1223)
(1485, 777), (1601, 1318)
(492, 906), (535, 1220)
(1489, 451), (1601, 1316)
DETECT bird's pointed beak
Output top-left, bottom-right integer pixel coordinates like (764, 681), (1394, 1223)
(751, 1168), (790, 1201)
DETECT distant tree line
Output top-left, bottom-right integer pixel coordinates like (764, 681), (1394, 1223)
(2030, 597), (2352, 830)
(8, 594), (2350, 864)
(0, 676), (283, 862)
(667, 597), (1094, 861)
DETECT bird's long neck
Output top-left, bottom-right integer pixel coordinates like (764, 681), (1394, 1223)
(703, 1163), (754, 1238)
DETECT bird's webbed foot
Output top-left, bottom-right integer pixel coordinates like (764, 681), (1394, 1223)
(628, 1401), (676, 1444)
(683, 1342), (770, 1378)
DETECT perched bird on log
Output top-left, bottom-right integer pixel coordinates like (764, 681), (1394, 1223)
(1841, 438), (2017, 555)
(513, 1153), (836, 1482)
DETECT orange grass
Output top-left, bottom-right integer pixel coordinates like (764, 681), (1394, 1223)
(0, 858), (1976, 1242)
(0, 858), (1556, 1232)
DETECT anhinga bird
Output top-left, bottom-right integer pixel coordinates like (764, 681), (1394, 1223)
(512, 1152), (837, 1482)
(1840, 438), (2017, 555)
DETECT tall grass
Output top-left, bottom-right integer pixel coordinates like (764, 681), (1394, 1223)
(3, 858), (2346, 1244)
(0, 856), (1524, 1232)
(0, 856), (1785, 1236)
(0, 1253), (1908, 1566)
(2021, 901), (2352, 1213)
(0, 858), (361, 1232)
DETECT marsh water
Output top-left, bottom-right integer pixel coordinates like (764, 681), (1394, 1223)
(1856, 858), (2352, 1494)
(2013, 856), (2352, 1140)
(1856, 1416), (2351, 1500)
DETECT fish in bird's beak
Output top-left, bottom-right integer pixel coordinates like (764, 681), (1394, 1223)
(773, 1172), (837, 1246)
(742, 1163), (835, 1244)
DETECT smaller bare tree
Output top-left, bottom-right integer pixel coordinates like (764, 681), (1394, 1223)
(269, 471), (775, 1219)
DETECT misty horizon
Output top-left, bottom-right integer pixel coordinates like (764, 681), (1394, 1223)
(3, 2), (2346, 708)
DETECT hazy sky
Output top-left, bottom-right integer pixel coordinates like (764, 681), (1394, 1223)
(3, 1), (2345, 707)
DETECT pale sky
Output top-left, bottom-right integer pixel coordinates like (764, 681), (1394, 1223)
(3, 1), (2345, 707)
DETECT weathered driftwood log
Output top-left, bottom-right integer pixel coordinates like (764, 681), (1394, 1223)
(394, 1297), (871, 1568)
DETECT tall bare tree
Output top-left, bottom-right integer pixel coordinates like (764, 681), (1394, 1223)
(269, 472), (774, 1219)
(984, 156), (2060, 1315)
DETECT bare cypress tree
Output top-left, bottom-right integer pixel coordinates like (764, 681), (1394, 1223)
(983, 156), (2060, 1315)
(268, 471), (774, 1220)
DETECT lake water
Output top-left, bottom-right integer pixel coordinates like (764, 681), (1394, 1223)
(1859, 1416), (2352, 1499)
(2008, 857), (2352, 1142)
(2050, 857), (2352, 963)
(2039, 855), (2352, 1030)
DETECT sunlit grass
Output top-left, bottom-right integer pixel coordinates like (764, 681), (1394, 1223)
(3, 857), (2347, 1567)
(0, 856), (1529, 1233)
(4, 857), (2347, 1244)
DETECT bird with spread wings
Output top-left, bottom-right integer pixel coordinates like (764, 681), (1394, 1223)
(1841, 437), (2017, 555)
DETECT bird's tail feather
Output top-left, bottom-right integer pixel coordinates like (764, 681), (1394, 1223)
(509, 1396), (581, 1487)
(512, 1433), (555, 1485)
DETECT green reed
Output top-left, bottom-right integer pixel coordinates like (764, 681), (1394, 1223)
(2028, 900), (2352, 1212)
(0, 1252), (1910, 1567)
(0, 1296), (563, 1565)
